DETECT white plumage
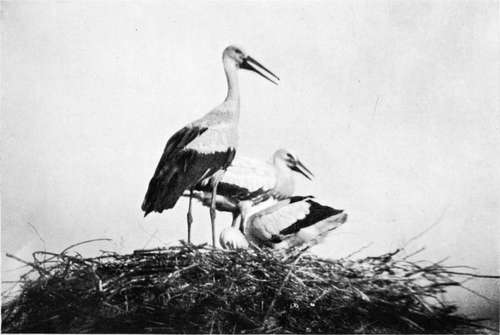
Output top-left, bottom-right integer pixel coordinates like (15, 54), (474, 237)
(190, 149), (313, 234)
(241, 196), (347, 250)
(216, 156), (276, 194)
(219, 227), (249, 250)
(248, 199), (312, 241)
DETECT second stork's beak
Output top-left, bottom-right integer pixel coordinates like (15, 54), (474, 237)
(291, 159), (314, 180)
(240, 56), (280, 85)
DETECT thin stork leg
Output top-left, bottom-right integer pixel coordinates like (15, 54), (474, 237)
(231, 212), (240, 228)
(209, 180), (220, 247)
(239, 214), (245, 234)
(187, 189), (194, 244)
(237, 201), (250, 234)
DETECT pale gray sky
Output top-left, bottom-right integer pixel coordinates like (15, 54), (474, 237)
(2, 0), (498, 321)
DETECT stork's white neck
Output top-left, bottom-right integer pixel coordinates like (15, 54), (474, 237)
(223, 58), (240, 105)
(273, 160), (295, 197)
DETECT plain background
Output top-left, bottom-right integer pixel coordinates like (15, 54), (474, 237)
(2, 0), (499, 324)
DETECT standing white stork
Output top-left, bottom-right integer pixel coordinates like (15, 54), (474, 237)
(220, 196), (347, 250)
(188, 149), (313, 234)
(142, 45), (279, 246)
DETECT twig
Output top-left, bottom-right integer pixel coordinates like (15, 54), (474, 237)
(27, 222), (46, 252)
(345, 242), (374, 259)
(401, 247), (426, 260)
(402, 204), (450, 249)
(142, 228), (159, 249)
(5, 253), (50, 276)
(441, 271), (500, 279)
(262, 252), (304, 324)
(60, 238), (112, 254)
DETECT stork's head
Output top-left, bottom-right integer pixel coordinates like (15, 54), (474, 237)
(273, 149), (314, 180)
(223, 45), (279, 85)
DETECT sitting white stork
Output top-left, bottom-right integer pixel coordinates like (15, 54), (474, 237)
(142, 45), (279, 246)
(220, 196), (347, 250)
(188, 149), (313, 233)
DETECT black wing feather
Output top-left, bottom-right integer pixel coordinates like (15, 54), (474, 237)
(142, 126), (210, 215)
(279, 200), (343, 236)
(288, 195), (314, 204)
(153, 126), (208, 177)
(143, 121), (238, 216)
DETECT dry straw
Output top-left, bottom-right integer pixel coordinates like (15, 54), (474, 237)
(2, 240), (497, 333)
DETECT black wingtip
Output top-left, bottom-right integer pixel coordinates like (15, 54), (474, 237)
(332, 208), (344, 215)
(142, 204), (152, 217)
(270, 234), (282, 243)
(141, 197), (153, 216)
(288, 195), (315, 203)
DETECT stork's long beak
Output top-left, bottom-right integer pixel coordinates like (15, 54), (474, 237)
(291, 159), (314, 180)
(240, 56), (280, 85)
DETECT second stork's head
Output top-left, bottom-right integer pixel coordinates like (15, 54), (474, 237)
(223, 45), (279, 85)
(273, 149), (314, 181)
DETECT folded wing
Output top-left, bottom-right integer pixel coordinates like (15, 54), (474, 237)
(247, 196), (346, 248)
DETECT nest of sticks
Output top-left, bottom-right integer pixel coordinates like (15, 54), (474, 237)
(2, 240), (496, 333)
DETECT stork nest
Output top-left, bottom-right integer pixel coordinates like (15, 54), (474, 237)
(1, 241), (496, 333)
